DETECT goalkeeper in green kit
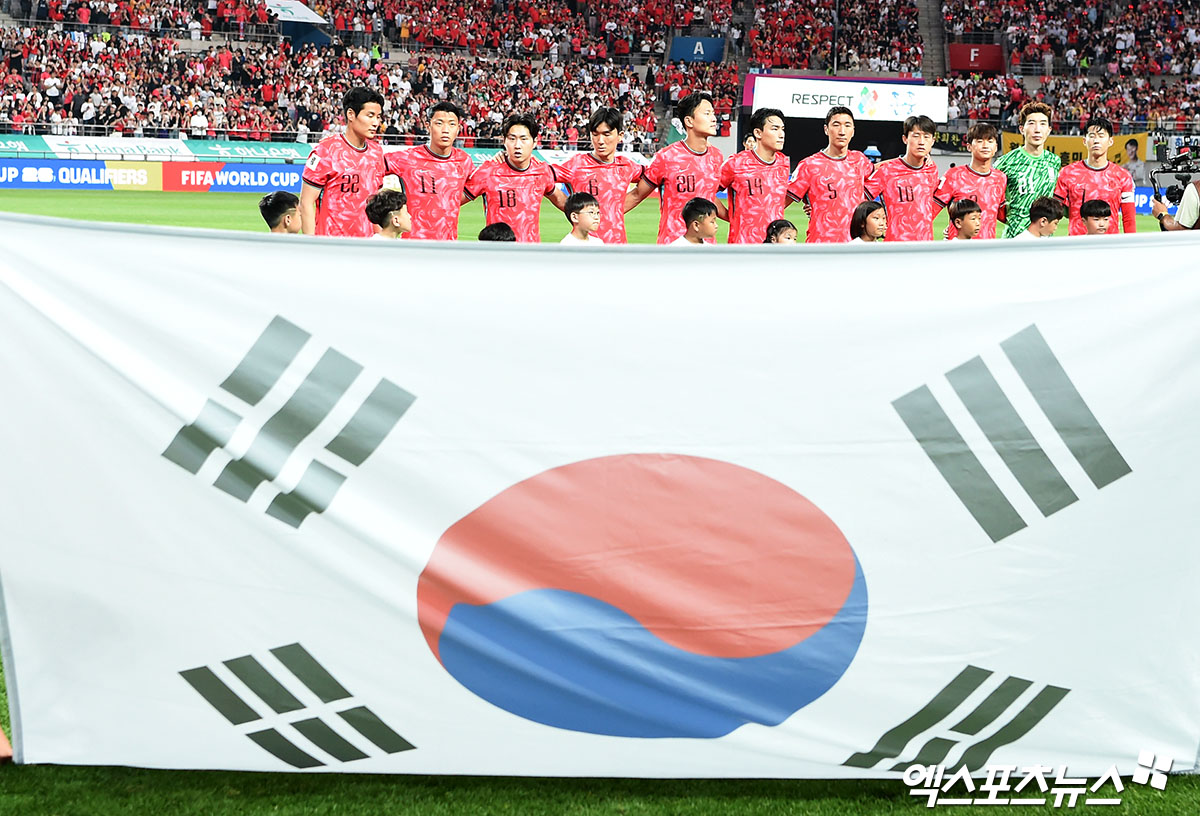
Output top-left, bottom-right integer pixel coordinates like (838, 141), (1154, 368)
(995, 102), (1062, 238)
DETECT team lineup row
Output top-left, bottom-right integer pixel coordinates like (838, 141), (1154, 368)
(279, 86), (1172, 246)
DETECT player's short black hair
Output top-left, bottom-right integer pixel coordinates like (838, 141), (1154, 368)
(365, 188), (407, 227)
(1029, 196), (1064, 223)
(343, 86), (385, 116)
(763, 219), (796, 243)
(675, 92), (714, 128)
(903, 115), (938, 137)
(850, 200), (885, 240)
(479, 222), (517, 241)
(430, 101), (464, 121)
(501, 113), (539, 139)
(1086, 116), (1115, 137)
(966, 123), (998, 144)
(1080, 198), (1112, 218)
(825, 106), (854, 125)
(681, 196), (717, 226)
(749, 108), (785, 137)
(258, 190), (299, 228)
(588, 107), (624, 133)
(949, 198), (982, 223)
(564, 191), (599, 224)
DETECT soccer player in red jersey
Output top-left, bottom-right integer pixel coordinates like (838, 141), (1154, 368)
(555, 107), (643, 244)
(300, 87), (387, 237)
(1052, 116), (1136, 235)
(934, 123), (1007, 239)
(625, 92), (726, 244)
(384, 101), (476, 241)
(463, 113), (567, 243)
(864, 115), (941, 242)
(719, 107), (791, 244)
(786, 106), (874, 243)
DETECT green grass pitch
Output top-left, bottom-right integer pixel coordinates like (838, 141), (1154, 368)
(0, 189), (1162, 239)
(0, 189), (1186, 814)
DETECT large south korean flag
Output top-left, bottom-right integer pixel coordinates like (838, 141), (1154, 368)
(1, 213), (1199, 777)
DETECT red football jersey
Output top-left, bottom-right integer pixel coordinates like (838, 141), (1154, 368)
(555, 152), (643, 244)
(641, 140), (725, 244)
(464, 158), (558, 243)
(719, 149), (791, 244)
(786, 150), (874, 243)
(1053, 160), (1136, 235)
(384, 144), (476, 241)
(302, 134), (387, 238)
(934, 165), (1008, 239)
(864, 158), (941, 242)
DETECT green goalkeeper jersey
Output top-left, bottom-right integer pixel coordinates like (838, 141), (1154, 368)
(994, 147), (1062, 238)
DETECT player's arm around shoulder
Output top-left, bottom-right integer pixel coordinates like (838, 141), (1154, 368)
(299, 143), (331, 236)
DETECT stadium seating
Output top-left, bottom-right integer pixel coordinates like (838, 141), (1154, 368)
(14, 0), (281, 39)
(942, 0), (1200, 77)
(745, 0), (921, 74)
(0, 27), (663, 145)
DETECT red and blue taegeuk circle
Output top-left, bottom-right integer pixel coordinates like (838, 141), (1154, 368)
(416, 453), (867, 738)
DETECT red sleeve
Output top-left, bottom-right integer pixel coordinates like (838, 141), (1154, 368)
(302, 142), (335, 188)
(718, 155), (735, 192)
(864, 161), (886, 199)
(933, 169), (956, 207)
(555, 156), (575, 190)
(1121, 201), (1137, 233)
(463, 162), (488, 200)
(383, 148), (405, 176)
(627, 159), (643, 184)
(642, 151), (666, 187)
(786, 161), (809, 202)
(543, 164), (557, 196)
(1052, 169), (1068, 203)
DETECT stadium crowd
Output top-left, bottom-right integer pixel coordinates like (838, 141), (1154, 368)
(942, 0), (1200, 78)
(939, 72), (1200, 134)
(6, 0), (281, 38)
(742, 0), (921, 74)
(0, 25), (676, 145)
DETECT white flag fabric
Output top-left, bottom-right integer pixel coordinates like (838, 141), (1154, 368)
(1, 213), (1199, 777)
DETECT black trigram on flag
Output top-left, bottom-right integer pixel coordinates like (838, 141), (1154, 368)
(893, 324), (1131, 543)
(843, 665), (1070, 773)
(162, 315), (415, 528)
(181, 643), (415, 768)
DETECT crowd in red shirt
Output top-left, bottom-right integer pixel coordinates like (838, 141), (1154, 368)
(745, 0), (921, 74)
(943, 0), (1200, 78)
(936, 71), (1200, 135)
(23, 0), (279, 38)
(0, 26), (667, 145)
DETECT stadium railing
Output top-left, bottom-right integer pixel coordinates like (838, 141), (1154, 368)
(7, 17), (288, 45)
(940, 118), (1199, 137)
(378, 40), (669, 64)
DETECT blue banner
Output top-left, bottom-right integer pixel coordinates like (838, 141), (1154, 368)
(668, 37), (725, 63)
(0, 158), (140, 189)
(1134, 185), (1177, 216)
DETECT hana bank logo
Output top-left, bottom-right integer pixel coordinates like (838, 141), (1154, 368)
(416, 454), (867, 739)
